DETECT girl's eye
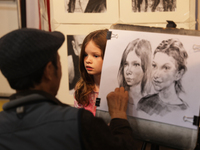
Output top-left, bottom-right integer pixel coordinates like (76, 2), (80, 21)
(94, 55), (99, 58)
(84, 53), (88, 57)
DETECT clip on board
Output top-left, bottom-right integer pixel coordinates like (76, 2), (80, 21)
(166, 20), (177, 28)
(183, 116), (200, 126)
(106, 31), (112, 40)
(95, 98), (101, 107)
(96, 23), (200, 150)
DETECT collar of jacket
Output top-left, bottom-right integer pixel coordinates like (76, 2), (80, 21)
(3, 90), (68, 110)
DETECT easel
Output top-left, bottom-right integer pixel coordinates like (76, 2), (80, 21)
(96, 22), (200, 150)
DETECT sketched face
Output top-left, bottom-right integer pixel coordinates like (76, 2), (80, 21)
(152, 52), (180, 92)
(124, 51), (144, 86)
(72, 35), (86, 56)
(84, 41), (103, 76)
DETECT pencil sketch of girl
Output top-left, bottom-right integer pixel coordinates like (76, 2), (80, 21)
(137, 39), (189, 116)
(118, 38), (152, 114)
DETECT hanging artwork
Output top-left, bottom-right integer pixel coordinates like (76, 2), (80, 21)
(67, 34), (86, 94)
(64, 0), (107, 13)
(119, 0), (191, 23)
(51, 0), (118, 23)
(97, 28), (200, 129)
(131, 0), (176, 12)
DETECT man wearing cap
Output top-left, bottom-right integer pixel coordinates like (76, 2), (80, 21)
(0, 28), (135, 150)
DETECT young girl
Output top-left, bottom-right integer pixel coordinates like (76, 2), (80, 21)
(74, 29), (108, 116)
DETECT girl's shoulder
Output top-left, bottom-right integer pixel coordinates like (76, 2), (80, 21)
(74, 99), (84, 108)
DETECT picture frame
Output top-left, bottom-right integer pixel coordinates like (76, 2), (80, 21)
(51, 0), (119, 24)
(119, 0), (191, 23)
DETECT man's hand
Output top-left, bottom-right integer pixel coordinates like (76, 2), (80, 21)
(106, 87), (128, 120)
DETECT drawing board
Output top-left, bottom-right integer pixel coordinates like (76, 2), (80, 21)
(97, 26), (200, 130)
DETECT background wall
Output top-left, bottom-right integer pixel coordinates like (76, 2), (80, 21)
(50, 0), (198, 106)
(0, 0), (199, 106)
(0, 0), (41, 98)
(0, 1), (18, 97)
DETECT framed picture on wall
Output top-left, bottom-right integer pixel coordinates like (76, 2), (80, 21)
(119, 0), (191, 23)
(53, 24), (111, 105)
(51, 0), (119, 23)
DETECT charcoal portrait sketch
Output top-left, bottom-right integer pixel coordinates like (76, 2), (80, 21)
(137, 39), (189, 116)
(67, 35), (86, 94)
(132, 0), (176, 12)
(118, 39), (152, 114)
(65, 0), (107, 13)
(97, 29), (200, 129)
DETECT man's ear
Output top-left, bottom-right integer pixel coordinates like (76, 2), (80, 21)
(72, 40), (79, 56)
(43, 61), (54, 81)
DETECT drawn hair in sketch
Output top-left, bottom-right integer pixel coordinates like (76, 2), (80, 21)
(153, 38), (188, 94)
(137, 38), (188, 116)
(118, 38), (152, 94)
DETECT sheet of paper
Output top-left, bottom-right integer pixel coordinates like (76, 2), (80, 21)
(98, 29), (200, 129)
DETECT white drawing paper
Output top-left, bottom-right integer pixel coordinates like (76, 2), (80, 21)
(97, 29), (200, 129)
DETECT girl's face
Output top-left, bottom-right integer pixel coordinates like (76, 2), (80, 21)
(84, 41), (103, 76)
(152, 52), (180, 92)
(124, 50), (144, 86)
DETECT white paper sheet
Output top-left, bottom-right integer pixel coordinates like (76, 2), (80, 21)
(97, 29), (200, 129)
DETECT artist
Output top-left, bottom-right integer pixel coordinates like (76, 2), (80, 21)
(0, 28), (135, 150)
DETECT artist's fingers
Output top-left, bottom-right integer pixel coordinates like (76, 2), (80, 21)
(107, 87), (128, 119)
(118, 87), (128, 110)
(122, 90), (128, 111)
(114, 87), (120, 92)
(107, 91), (115, 101)
(112, 87), (128, 110)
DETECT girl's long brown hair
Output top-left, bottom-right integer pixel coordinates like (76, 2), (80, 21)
(74, 29), (108, 106)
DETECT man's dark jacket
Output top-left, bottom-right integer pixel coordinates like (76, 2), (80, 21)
(0, 90), (135, 150)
